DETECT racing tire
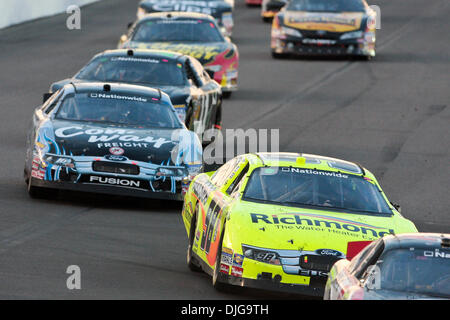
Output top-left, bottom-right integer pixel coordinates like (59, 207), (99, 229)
(222, 91), (232, 99)
(27, 177), (57, 199)
(262, 17), (272, 23)
(187, 207), (202, 272)
(271, 51), (285, 59)
(212, 224), (230, 291)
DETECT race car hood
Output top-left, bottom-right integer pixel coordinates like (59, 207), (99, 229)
(282, 11), (365, 32)
(125, 41), (232, 65)
(139, 0), (232, 19)
(41, 119), (198, 166)
(228, 201), (418, 258)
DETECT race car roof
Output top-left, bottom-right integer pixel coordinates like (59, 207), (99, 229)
(97, 49), (187, 63)
(246, 152), (371, 177)
(382, 233), (450, 251)
(137, 11), (215, 22)
(62, 82), (172, 104)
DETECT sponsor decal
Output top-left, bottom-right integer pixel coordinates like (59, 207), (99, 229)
(231, 266), (243, 277)
(221, 250), (233, 266)
(144, 0), (221, 15)
(220, 263), (230, 274)
(89, 93), (148, 102)
(315, 249), (343, 257)
(284, 13), (363, 32)
(250, 213), (395, 239)
(423, 249), (450, 259)
(54, 127), (173, 149)
(89, 176), (141, 187)
(110, 57), (160, 64)
(232, 253), (244, 267)
(135, 43), (221, 61)
(104, 155), (128, 161)
(109, 147), (124, 156)
(31, 168), (46, 180)
(281, 167), (348, 178)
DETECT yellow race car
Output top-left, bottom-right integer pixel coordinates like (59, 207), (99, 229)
(181, 153), (418, 296)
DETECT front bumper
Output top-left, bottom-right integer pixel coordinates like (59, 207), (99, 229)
(215, 71), (238, 92)
(272, 37), (376, 57)
(30, 177), (185, 201)
(217, 271), (325, 297)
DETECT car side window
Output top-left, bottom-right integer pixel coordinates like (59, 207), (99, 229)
(351, 240), (385, 279)
(185, 61), (201, 87)
(42, 89), (64, 115)
(190, 58), (206, 86)
(211, 158), (239, 188)
(226, 163), (249, 195)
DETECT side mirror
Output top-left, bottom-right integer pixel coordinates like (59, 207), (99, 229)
(390, 202), (401, 213)
(224, 36), (231, 43)
(205, 69), (215, 79)
(127, 22), (133, 29)
(43, 93), (53, 104)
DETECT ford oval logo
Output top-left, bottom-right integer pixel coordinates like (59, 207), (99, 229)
(104, 155), (128, 161)
(315, 249), (342, 257)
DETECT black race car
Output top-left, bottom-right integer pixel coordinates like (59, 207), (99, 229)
(271, 0), (377, 59)
(118, 12), (239, 98)
(25, 82), (203, 200)
(48, 49), (223, 142)
(136, 0), (234, 37)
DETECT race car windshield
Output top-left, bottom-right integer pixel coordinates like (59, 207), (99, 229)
(375, 248), (450, 298)
(55, 92), (182, 128)
(132, 19), (224, 43)
(243, 167), (392, 214)
(76, 56), (186, 86)
(287, 0), (366, 12)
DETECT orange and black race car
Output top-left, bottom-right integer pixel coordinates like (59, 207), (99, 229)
(261, 0), (287, 22)
(271, 0), (377, 59)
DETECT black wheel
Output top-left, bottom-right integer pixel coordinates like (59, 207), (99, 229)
(271, 51), (285, 59)
(187, 206), (202, 272)
(27, 176), (58, 199)
(222, 91), (232, 99)
(212, 225), (229, 291)
(262, 17), (272, 23)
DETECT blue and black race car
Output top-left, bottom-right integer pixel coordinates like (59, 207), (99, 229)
(136, 0), (234, 37)
(47, 49), (223, 142)
(25, 82), (203, 200)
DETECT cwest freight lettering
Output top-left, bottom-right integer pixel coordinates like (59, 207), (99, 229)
(250, 213), (394, 238)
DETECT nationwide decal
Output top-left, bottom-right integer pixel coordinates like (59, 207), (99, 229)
(89, 93), (148, 102)
(143, 0), (221, 15)
(281, 167), (349, 178)
(250, 212), (395, 238)
(110, 57), (160, 64)
(54, 126), (173, 149)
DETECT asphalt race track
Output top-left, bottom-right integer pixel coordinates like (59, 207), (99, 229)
(0, 0), (449, 299)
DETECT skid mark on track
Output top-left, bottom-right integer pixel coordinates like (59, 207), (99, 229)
(380, 104), (447, 164)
